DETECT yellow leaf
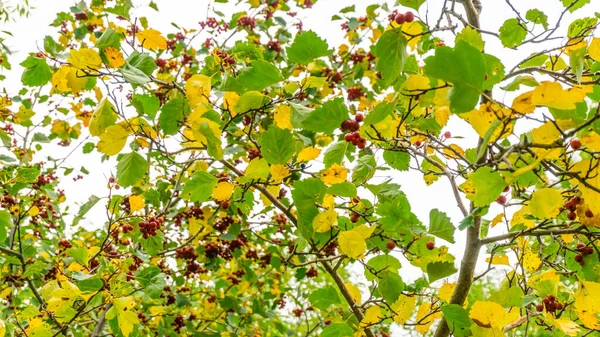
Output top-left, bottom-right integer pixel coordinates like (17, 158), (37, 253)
(51, 65), (71, 93)
(28, 206), (39, 217)
(104, 46), (125, 68)
(322, 194), (335, 209)
(523, 250), (542, 272)
(26, 318), (52, 337)
(68, 48), (102, 71)
(416, 301), (441, 334)
(0, 318), (5, 337)
(510, 205), (536, 228)
(434, 106), (450, 127)
(546, 315), (580, 336)
(136, 29), (167, 51)
(98, 125), (130, 156)
(186, 74), (211, 108)
(212, 182), (235, 201)
(590, 38), (600, 62)
(570, 160), (600, 214)
(469, 301), (512, 329)
(581, 131), (600, 151)
(360, 306), (382, 328)
(443, 144), (465, 159)
(313, 208), (338, 233)
(297, 146), (321, 162)
(338, 230), (366, 259)
(106, 296), (140, 337)
(531, 81), (586, 110)
(274, 105), (293, 130)
(391, 294), (416, 324)
(402, 22), (423, 50)
(269, 164), (290, 183)
(47, 280), (82, 318)
(404, 74), (430, 94)
(511, 91), (536, 114)
(129, 195), (145, 213)
(486, 255), (510, 266)
(575, 280), (600, 329)
(224, 92), (239, 117)
(345, 282), (362, 304)
(353, 224), (375, 240)
(490, 213), (504, 228)
(460, 102), (512, 139)
(321, 163), (348, 185)
(528, 188), (563, 219)
(438, 282), (456, 302)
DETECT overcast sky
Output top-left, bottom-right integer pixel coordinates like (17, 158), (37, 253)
(1, 0), (590, 334)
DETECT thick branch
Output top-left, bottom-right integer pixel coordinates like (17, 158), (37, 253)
(479, 226), (592, 245)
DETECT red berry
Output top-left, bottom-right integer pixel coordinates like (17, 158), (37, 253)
(355, 113), (364, 122)
(341, 120), (351, 131)
(565, 201), (576, 211)
(350, 213), (360, 223)
(577, 243), (586, 249)
(404, 12), (415, 23)
(547, 295), (555, 302)
(575, 254), (584, 262)
(504, 186), (510, 193)
(496, 195), (507, 206)
(573, 196), (581, 204)
(353, 132), (361, 140)
(115, 184), (121, 190)
(443, 131), (451, 138)
(584, 247), (594, 255)
(394, 13), (405, 24)
(109, 177), (115, 183)
(221, 201), (230, 209)
(567, 211), (577, 221)
(556, 303), (563, 310)
(570, 139), (582, 150)
(536, 304), (543, 312)
(357, 138), (367, 149)
(586, 209), (594, 218)
(344, 133), (353, 142)
(349, 120), (360, 132)
(414, 140), (422, 147)
(426, 241), (434, 250)
(386, 241), (396, 250)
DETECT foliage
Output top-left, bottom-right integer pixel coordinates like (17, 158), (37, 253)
(0, 0), (600, 336)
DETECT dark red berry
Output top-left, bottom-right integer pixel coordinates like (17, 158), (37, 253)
(109, 177), (115, 183)
(415, 140), (422, 147)
(426, 241), (434, 250)
(355, 114), (364, 122)
(584, 247), (594, 255)
(341, 120), (351, 131)
(585, 209), (594, 218)
(504, 186), (510, 193)
(536, 304), (543, 312)
(404, 12), (415, 23)
(573, 196), (581, 204)
(567, 211), (577, 221)
(496, 195), (507, 206)
(565, 201), (576, 211)
(394, 13), (405, 24)
(577, 243), (586, 249)
(221, 201), (230, 209)
(570, 139), (582, 150)
(556, 303), (563, 310)
(344, 133), (353, 142)
(386, 241), (396, 250)
(575, 254), (584, 262)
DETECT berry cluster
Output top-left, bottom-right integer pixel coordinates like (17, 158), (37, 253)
(139, 216), (164, 239)
(346, 87), (364, 101)
(341, 114), (367, 149)
(248, 148), (262, 160)
(306, 266), (318, 278)
(237, 16), (256, 30)
(574, 243), (594, 266)
(121, 223), (134, 234)
(176, 246), (198, 260)
(535, 295), (563, 313)
(565, 196), (585, 221)
(394, 11), (415, 25)
(215, 50), (235, 66)
(58, 239), (72, 249)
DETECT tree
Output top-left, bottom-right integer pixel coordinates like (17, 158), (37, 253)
(1, 0), (600, 336)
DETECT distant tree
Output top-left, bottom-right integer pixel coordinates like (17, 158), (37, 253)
(1, 0), (600, 336)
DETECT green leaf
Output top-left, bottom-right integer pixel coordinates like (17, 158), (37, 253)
(286, 31), (331, 65)
(525, 9), (549, 30)
(77, 277), (104, 292)
(364, 100), (395, 126)
(0, 209), (12, 241)
(292, 178), (327, 239)
(259, 127), (296, 165)
(66, 246), (90, 266)
(127, 51), (157, 76)
(501, 75), (539, 91)
(365, 255), (401, 281)
(20, 56), (52, 86)
(240, 158), (270, 182)
(95, 28), (121, 50)
(120, 63), (151, 85)
(308, 286), (341, 310)
(159, 98), (189, 135)
(22, 260), (48, 278)
(182, 171), (218, 203)
(483, 53), (505, 91)
(498, 18), (527, 48)
(570, 46), (586, 84)
(396, 0), (426, 10)
(352, 155), (376, 184)
(323, 141), (348, 168)
(302, 98), (349, 134)
(441, 304), (472, 337)
(198, 121), (223, 160)
(374, 28), (407, 85)
(378, 271), (405, 303)
(427, 261), (457, 283)
(320, 323), (353, 337)
(561, 0), (590, 12)
(233, 91), (270, 113)
(456, 26), (484, 52)
(383, 150), (410, 171)
(466, 167), (507, 207)
(423, 40), (486, 113)
(116, 152), (148, 187)
(327, 182), (357, 197)
(236, 60), (283, 91)
(135, 266), (166, 299)
(568, 17), (598, 39)
(489, 286), (524, 308)
(89, 99), (117, 137)
(131, 94), (160, 119)
(428, 209), (455, 243)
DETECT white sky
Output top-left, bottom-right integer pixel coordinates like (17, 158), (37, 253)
(1, 0), (594, 335)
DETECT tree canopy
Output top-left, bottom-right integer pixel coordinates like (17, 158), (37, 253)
(1, 0), (600, 336)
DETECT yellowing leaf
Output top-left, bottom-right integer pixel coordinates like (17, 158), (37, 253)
(321, 163), (348, 185)
(269, 164), (290, 183)
(581, 132), (600, 151)
(360, 306), (382, 328)
(98, 125), (130, 156)
(68, 48), (102, 71)
(313, 208), (338, 233)
(460, 102), (512, 139)
(297, 146), (321, 162)
(391, 294), (417, 324)
(404, 74), (430, 94)
(575, 280), (600, 329)
(353, 224), (375, 240)
(486, 255), (510, 266)
(402, 22), (423, 50)
(531, 81), (586, 110)
(28, 206), (39, 217)
(570, 160), (600, 214)
(104, 46), (126, 68)
(106, 296), (140, 337)
(26, 317), (52, 337)
(438, 282), (456, 302)
(0, 318), (5, 337)
(546, 315), (580, 336)
(89, 99), (117, 137)
(338, 230), (366, 259)
(186, 74), (211, 108)
(129, 195), (145, 213)
(523, 250), (542, 272)
(434, 106), (450, 127)
(345, 282), (362, 304)
(224, 92), (240, 116)
(274, 105), (293, 130)
(528, 188), (563, 219)
(590, 38), (600, 62)
(416, 301), (441, 334)
(469, 301), (511, 329)
(490, 213), (504, 228)
(510, 205), (535, 228)
(136, 29), (167, 51)
(212, 182), (235, 201)
(511, 91), (536, 114)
